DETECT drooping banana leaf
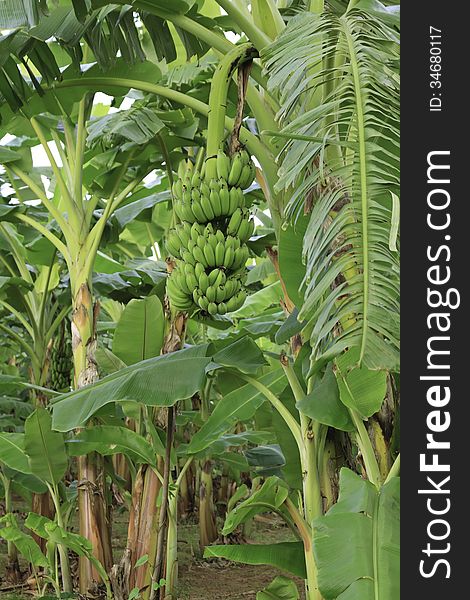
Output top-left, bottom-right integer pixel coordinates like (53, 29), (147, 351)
(51, 344), (211, 431)
(0, 432), (31, 474)
(313, 468), (400, 599)
(257, 576), (300, 600)
(66, 425), (157, 466)
(112, 295), (165, 365)
(264, 10), (399, 371)
(0, 513), (48, 568)
(24, 407), (67, 485)
(204, 542), (306, 579)
(222, 476), (289, 535)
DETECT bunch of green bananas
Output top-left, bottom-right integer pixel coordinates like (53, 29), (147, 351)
(171, 150), (255, 223)
(49, 333), (73, 391)
(166, 149), (255, 315)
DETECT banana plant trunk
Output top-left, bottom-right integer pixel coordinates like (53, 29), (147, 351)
(199, 460), (218, 549)
(164, 490), (178, 598)
(31, 389), (55, 554)
(71, 282), (113, 592)
(1, 475), (21, 584)
(125, 461), (163, 592)
(178, 460), (193, 518)
(31, 491), (55, 555)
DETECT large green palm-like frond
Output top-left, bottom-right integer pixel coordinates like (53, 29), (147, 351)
(264, 10), (399, 371)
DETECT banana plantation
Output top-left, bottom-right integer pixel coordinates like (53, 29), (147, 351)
(0, 1), (400, 599)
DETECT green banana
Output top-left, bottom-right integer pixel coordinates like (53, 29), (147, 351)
(206, 285), (216, 303)
(200, 181), (210, 198)
(195, 263), (205, 279)
(246, 217), (255, 240)
(233, 247), (245, 269)
(200, 195), (215, 221)
(236, 218), (250, 243)
(172, 179), (183, 200)
(166, 233), (181, 257)
(198, 295), (209, 311)
(223, 246), (234, 269)
(209, 179), (220, 193)
(168, 282), (193, 310)
(228, 153), (243, 186)
(180, 274), (193, 296)
(232, 246), (249, 270)
(174, 202), (185, 222)
(226, 290), (246, 312)
(208, 234), (218, 250)
(237, 188), (245, 210)
(215, 241), (225, 265)
(191, 222), (202, 242)
(191, 171), (201, 188)
(226, 235), (239, 251)
(208, 269), (220, 286)
(181, 204), (197, 223)
(204, 223), (214, 237)
(182, 189), (191, 204)
(186, 271), (198, 290)
(219, 186), (230, 215)
(199, 272), (209, 293)
(217, 150), (230, 181)
(177, 160), (186, 179)
(170, 296), (193, 310)
(192, 246), (207, 267)
(239, 164), (254, 189)
(240, 149), (250, 166)
(184, 263), (195, 277)
(207, 302), (218, 316)
(182, 250), (196, 266)
(216, 285), (226, 303)
(191, 188), (201, 204)
(227, 208), (243, 236)
(228, 188), (240, 214)
(210, 190), (222, 217)
(214, 269), (226, 287)
(168, 82), (256, 315)
(203, 243), (216, 267)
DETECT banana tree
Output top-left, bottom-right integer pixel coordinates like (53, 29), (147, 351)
(0, 406), (113, 598)
(0, 87), (172, 592)
(0, 219), (73, 563)
(0, 220), (69, 396)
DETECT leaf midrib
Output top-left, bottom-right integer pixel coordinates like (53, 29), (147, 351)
(342, 17), (369, 364)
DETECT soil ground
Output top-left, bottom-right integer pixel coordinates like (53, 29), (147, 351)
(0, 500), (305, 599)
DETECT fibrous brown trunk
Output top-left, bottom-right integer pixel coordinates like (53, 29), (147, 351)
(128, 460), (163, 591)
(31, 492), (55, 554)
(31, 391), (55, 554)
(72, 283), (113, 593)
(199, 460), (218, 550)
(113, 453), (131, 492)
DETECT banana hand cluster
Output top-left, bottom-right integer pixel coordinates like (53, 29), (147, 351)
(171, 150), (255, 223)
(49, 335), (73, 391)
(166, 149), (255, 315)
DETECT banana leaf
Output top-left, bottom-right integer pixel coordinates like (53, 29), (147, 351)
(313, 468), (400, 599)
